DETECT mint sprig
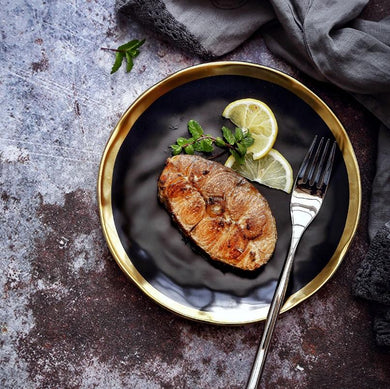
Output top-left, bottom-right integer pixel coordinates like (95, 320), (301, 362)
(170, 120), (254, 164)
(101, 39), (145, 74)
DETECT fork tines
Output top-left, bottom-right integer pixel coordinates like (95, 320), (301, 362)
(297, 136), (336, 192)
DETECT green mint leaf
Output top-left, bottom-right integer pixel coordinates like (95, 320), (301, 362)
(241, 135), (254, 147)
(184, 144), (195, 154)
(230, 149), (245, 165)
(222, 126), (236, 145)
(105, 39), (145, 74)
(118, 39), (139, 51)
(215, 137), (226, 147)
(118, 39), (145, 51)
(110, 52), (124, 74)
(188, 120), (204, 139)
(125, 52), (134, 73)
(236, 142), (247, 156)
(235, 127), (244, 142)
(193, 140), (204, 152)
(134, 39), (145, 49)
(176, 137), (188, 146)
(193, 139), (214, 153)
(201, 138), (214, 152)
(170, 144), (182, 155)
(132, 49), (141, 58)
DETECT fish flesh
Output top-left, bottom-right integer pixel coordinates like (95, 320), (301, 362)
(158, 155), (277, 271)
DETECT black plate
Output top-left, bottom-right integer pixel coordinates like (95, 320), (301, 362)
(98, 62), (360, 324)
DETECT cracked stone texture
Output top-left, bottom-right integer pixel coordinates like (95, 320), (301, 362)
(1, 1), (390, 388)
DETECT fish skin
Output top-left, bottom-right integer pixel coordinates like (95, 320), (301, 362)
(158, 155), (277, 271)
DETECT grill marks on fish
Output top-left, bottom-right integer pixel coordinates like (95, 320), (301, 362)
(158, 155), (277, 270)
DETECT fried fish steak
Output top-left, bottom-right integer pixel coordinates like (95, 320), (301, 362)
(158, 155), (277, 271)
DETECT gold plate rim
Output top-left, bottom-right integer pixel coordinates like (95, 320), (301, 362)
(97, 61), (361, 325)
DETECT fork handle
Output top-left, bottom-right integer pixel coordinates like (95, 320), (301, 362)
(246, 229), (303, 389)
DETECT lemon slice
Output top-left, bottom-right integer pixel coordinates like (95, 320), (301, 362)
(225, 149), (293, 193)
(222, 98), (278, 159)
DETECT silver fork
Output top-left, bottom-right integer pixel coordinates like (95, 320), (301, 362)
(246, 136), (337, 389)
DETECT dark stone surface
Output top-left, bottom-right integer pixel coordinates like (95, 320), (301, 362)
(1, 1), (389, 388)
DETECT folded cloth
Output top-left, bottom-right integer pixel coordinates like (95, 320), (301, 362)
(116, 0), (390, 346)
(115, 0), (274, 58)
(353, 221), (390, 347)
(352, 126), (390, 348)
(374, 308), (390, 348)
(262, 0), (390, 129)
(367, 126), (390, 240)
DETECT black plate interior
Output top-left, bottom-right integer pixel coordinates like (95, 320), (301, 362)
(111, 75), (349, 313)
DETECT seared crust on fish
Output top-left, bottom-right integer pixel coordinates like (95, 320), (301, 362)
(158, 155), (277, 271)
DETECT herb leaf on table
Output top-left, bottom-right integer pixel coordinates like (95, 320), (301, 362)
(101, 39), (145, 74)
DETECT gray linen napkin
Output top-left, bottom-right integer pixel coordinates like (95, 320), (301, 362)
(116, 0), (275, 58)
(353, 220), (390, 347)
(116, 0), (390, 346)
(352, 125), (390, 348)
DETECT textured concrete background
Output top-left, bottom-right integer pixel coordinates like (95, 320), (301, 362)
(1, 1), (389, 388)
